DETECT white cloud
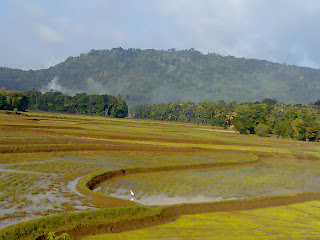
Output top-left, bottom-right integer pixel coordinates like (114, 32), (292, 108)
(156, 0), (320, 67)
(2, 0), (320, 69)
(37, 25), (65, 44)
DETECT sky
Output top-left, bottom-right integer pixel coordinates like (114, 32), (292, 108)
(1, 0), (320, 70)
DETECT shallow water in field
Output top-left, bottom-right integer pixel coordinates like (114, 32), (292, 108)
(0, 162), (93, 230)
(105, 188), (240, 205)
(99, 158), (320, 205)
(66, 177), (84, 197)
(0, 163), (58, 176)
(0, 167), (57, 175)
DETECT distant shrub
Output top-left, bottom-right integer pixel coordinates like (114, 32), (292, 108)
(255, 123), (271, 137)
(47, 231), (72, 240)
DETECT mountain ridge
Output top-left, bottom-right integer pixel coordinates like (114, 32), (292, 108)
(1, 48), (319, 104)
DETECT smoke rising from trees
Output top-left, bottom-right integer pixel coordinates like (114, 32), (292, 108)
(40, 76), (108, 96)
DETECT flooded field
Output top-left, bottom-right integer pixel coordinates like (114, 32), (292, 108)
(107, 188), (237, 205)
(0, 157), (97, 229)
(99, 158), (320, 205)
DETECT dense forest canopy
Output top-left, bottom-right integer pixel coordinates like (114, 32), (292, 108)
(1, 48), (320, 105)
(132, 99), (320, 142)
(0, 88), (128, 118)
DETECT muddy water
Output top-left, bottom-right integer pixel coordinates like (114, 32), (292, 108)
(0, 216), (41, 230)
(106, 188), (240, 205)
(67, 177), (84, 197)
(99, 158), (320, 205)
(0, 163), (58, 176)
(0, 168), (57, 175)
(0, 172), (93, 230)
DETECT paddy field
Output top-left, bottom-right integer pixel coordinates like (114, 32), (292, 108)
(0, 110), (319, 239)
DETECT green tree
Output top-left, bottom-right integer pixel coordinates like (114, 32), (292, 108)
(287, 118), (307, 140)
(306, 121), (320, 141)
(0, 88), (28, 111)
(232, 105), (260, 134)
(255, 123), (271, 137)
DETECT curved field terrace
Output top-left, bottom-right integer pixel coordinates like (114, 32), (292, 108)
(98, 158), (320, 205)
(0, 111), (320, 240)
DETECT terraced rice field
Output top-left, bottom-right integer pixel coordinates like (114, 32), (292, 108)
(0, 110), (320, 239)
(99, 158), (320, 205)
(85, 200), (320, 240)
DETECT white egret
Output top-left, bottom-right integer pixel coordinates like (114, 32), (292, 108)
(130, 189), (135, 201)
(130, 189), (135, 197)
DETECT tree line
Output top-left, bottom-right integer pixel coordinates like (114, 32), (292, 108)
(132, 98), (320, 142)
(0, 88), (128, 118)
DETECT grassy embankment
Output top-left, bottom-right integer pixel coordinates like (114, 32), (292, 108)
(0, 110), (319, 239)
(0, 206), (165, 240)
(85, 200), (320, 240)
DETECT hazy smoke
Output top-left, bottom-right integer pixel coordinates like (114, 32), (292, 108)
(40, 76), (78, 95)
(40, 76), (108, 96)
(85, 78), (107, 95)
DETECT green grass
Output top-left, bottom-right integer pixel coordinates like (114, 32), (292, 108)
(84, 200), (320, 240)
(6, 159), (100, 174)
(0, 206), (161, 240)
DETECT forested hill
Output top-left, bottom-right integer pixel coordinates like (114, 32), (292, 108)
(1, 48), (320, 104)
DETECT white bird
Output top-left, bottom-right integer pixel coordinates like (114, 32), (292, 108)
(130, 189), (135, 197)
(130, 189), (135, 201)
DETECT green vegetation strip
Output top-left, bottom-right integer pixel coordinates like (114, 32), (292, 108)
(0, 206), (165, 240)
(84, 200), (320, 240)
